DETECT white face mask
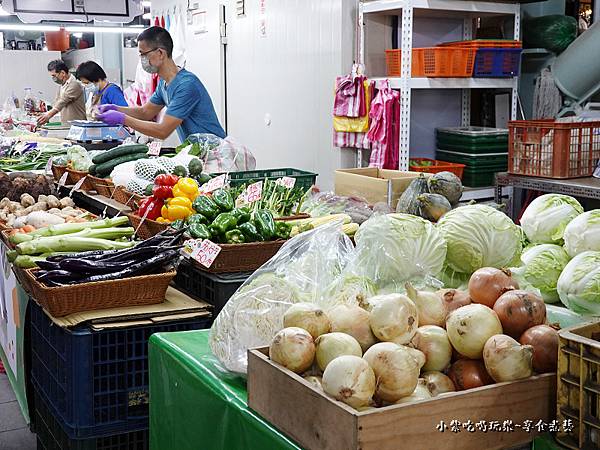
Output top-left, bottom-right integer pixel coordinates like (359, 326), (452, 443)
(85, 83), (99, 95)
(141, 55), (159, 74)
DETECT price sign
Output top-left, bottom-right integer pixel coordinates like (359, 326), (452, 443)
(182, 239), (203, 256)
(245, 181), (263, 203)
(147, 140), (162, 156)
(45, 158), (53, 176)
(276, 176), (296, 189)
(202, 174), (228, 193)
(58, 172), (69, 187)
(191, 239), (222, 268)
(69, 176), (87, 197)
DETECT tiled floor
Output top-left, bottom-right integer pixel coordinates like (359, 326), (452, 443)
(0, 373), (36, 450)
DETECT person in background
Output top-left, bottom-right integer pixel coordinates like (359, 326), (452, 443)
(37, 60), (86, 126)
(76, 61), (128, 108)
(96, 26), (225, 141)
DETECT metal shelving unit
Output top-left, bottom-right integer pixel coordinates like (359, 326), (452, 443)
(359, 0), (521, 171)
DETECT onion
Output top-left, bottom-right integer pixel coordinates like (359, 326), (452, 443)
(519, 325), (559, 373)
(469, 267), (519, 308)
(411, 325), (452, 372)
(395, 379), (432, 404)
(328, 304), (377, 351)
(315, 332), (362, 371)
(303, 375), (323, 390)
(405, 283), (446, 327)
(363, 342), (420, 402)
(447, 359), (494, 390)
(437, 288), (472, 316)
(493, 290), (546, 339)
(403, 346), (426, 370)
(269, 327), (315, 374)
(483, 334), (533, 382)
(369, 293), (418, 345)
(422, 371), (456, 396)
(446, 304), (503, 359)
(322, 355), (375, 408)
(283, 303), (331, 339)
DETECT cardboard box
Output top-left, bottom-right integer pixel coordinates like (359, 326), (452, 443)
(248, 347), (556, 450)
(334, 168), (427, 206)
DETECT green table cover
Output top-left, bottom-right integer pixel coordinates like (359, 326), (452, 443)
(149, 329), (301, 450)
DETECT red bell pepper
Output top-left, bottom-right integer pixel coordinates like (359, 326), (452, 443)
(136, 196), (164, 221)
(152, 184), (173, 199)
(155, 174), (179, 187)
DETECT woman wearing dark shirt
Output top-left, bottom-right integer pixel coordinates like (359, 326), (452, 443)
(76, 61), (128, 108)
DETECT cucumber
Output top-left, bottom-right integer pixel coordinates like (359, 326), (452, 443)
(92, 144), (149, 165)
(88, 164), (97, 175)
(95, 152), (149, 177)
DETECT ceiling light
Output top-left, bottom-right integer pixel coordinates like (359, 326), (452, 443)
(0, 6), (11, 16)
(73, 32), (83, 38)
(65, 26), (142, 34)
(142, 1), (151, 7)
(142, 13), (151, 20)
(0, 24), (61, 32)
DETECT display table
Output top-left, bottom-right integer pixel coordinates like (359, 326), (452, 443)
(495, 172), (600, 219)
(148, 330), (301, 450)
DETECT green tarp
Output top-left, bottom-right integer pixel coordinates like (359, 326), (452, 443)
(149, 329), (301, 450)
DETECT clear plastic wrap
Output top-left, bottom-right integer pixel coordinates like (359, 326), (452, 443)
(300, 190), (373, 224)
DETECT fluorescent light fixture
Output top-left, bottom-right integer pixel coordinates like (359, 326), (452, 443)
(142, 1), (151, 7)
(73, 32), (83, 38)
(65, 26), (142, 34)
(0, 24), (60, 32)
(0, 6), (11, 16)
(142, 13), (151, 20)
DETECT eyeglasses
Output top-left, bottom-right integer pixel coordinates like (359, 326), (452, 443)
(139, 47), (161, 57)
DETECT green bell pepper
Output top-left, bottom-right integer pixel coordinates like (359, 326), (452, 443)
(189, 223), (212, 240)
(210, 212), (238, 236)
(231, 207), (251, 225)
(192, 195), (220, 220)
(274, 221), (292, 240)
(238, 222), (263, 243)
(170, 219), (186, 231)
(212, 188), (234, 212)
(188, 213), (209, 226)
(254, 209), (276, 241)
(225, 229), (246, 244)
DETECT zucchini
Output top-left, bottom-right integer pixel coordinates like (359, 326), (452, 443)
(94, 152), (149, 177)
(92, 144), (149, 165)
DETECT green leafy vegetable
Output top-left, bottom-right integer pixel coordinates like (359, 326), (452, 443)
(520, 194), (583, 244)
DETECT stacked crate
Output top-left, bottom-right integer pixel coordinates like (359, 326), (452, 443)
(436, 127), (509, 187)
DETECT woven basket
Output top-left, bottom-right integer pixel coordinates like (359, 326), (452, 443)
(13, 266), (34, 294)
(126, 212), (169, 240)
(88, 175), (115, 197)
(275, 213), (311, 222)
(114, 186), (144, 208)
(191, 240), (286, 274)
(24, 268), (174, 317)
(51, 164), (68, 182)
(65, 168), (94, 192)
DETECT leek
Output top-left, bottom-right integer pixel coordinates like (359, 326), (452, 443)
(14, 255), (46, 269)
(17, 237), (134, 255)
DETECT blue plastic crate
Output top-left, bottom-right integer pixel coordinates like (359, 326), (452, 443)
(30, 300), (211, 439)
(473, 48), (522, 78)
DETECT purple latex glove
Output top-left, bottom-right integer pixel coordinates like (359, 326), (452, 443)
(97, 110), (125, 126)
(97, 104), (119, 114)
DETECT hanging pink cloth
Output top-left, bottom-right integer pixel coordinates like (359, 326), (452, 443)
(367, 81), (400, 169)
(333, 74), (366, 118)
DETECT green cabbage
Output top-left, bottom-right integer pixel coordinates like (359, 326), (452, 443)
(511, 244), (570, 304)
(437, 204), (522, 275)
(353, 213), (447, 287)
(557, 251), (600, 315)
(563, 210), (600, 257)
(520, 194), (583, 244)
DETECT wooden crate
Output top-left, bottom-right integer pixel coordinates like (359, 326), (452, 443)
(247, 348), (556, 450)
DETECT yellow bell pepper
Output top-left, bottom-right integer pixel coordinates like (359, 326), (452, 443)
(169, 196), (193, 209)
(161, 204), (169, 219)
(155, 217), (171, 224)
(174, 177), (199, 199)
(162, 197), (194, 221)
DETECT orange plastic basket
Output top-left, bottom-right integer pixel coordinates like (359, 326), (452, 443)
(508, 120), (600, 179)
(385, 49), (424, 77)
(409, 158), (465, 179)
(386, 48), (475, 78)
(438, 40), (522, 49)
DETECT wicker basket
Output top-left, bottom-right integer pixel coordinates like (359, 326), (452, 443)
(191, 240), (286, 274)
(114, 186), (144, 208)
(51, 164), (68, 182)
(87, 175), (115, 197)
(275, 213), (311, 222)
(65, 168), (94, 192)
(13, 266), (34, 295)
(23, 268), (175, 317)
(126, 212), (169, 240)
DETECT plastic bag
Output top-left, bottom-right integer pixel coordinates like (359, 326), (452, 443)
(209, 223), (354, 374)
(66, 145), (92, 171)
(300, 190), (373, 224)
(204, 136), (256, 173)
(523, 15), (577, 53)
(176, 133), (223, 158)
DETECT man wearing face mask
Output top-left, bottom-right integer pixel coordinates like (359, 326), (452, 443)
(37, 60), (86, 126)
(97, 26), (225, 141)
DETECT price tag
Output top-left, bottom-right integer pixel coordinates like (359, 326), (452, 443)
(276, 176), (296, 189)
(202, 174), (228, 193)
(45, 158), (53, 176)
(58, 171), (69, 187)
(69, 176), (87, 197)
(182, 238), (203, 256)
(245, 181), (263, 203)
(191, 239), (222, 268)
(147, 140), (162, 156)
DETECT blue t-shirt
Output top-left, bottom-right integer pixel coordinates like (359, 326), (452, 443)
(100, 84), (128, 107)
(149, 69), (225, 142)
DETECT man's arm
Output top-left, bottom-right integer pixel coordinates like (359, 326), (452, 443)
(116, 102), (163, 121)
(124, 114), (182, 140)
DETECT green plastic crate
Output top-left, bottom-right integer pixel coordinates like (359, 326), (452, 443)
(212, 168), (317, 191)
(436, 127), (508, 154)
(435, 139), (508, 154)
(461, 167), (504, 187)
(436, 149), (508, 168)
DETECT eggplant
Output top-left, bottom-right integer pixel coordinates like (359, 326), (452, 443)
(36, 260), (62, 271)
(36, 269), (85, 285)
(57, 258), (135, 274)
(102, 245), (181, 263)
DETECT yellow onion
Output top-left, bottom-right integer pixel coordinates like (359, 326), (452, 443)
(322, 355), (376, 408)
(446, 304), (503, 359)
(422, 371), (456, 396)
(269, 327), (315, 373)
(363, 342), (420, 402)
(283, 303), (331, 339)
(328, 304), (377, 351)
(315, 332), (362, 371)
(369, 293), (418, 345)
(411, 325), (452, 372)
(395, 379), (432, 404)
(405, 283), (446, 327)
(303, 375), (323, 390)
(483, 334), (533, 382)
(403, 346), (426, 370)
